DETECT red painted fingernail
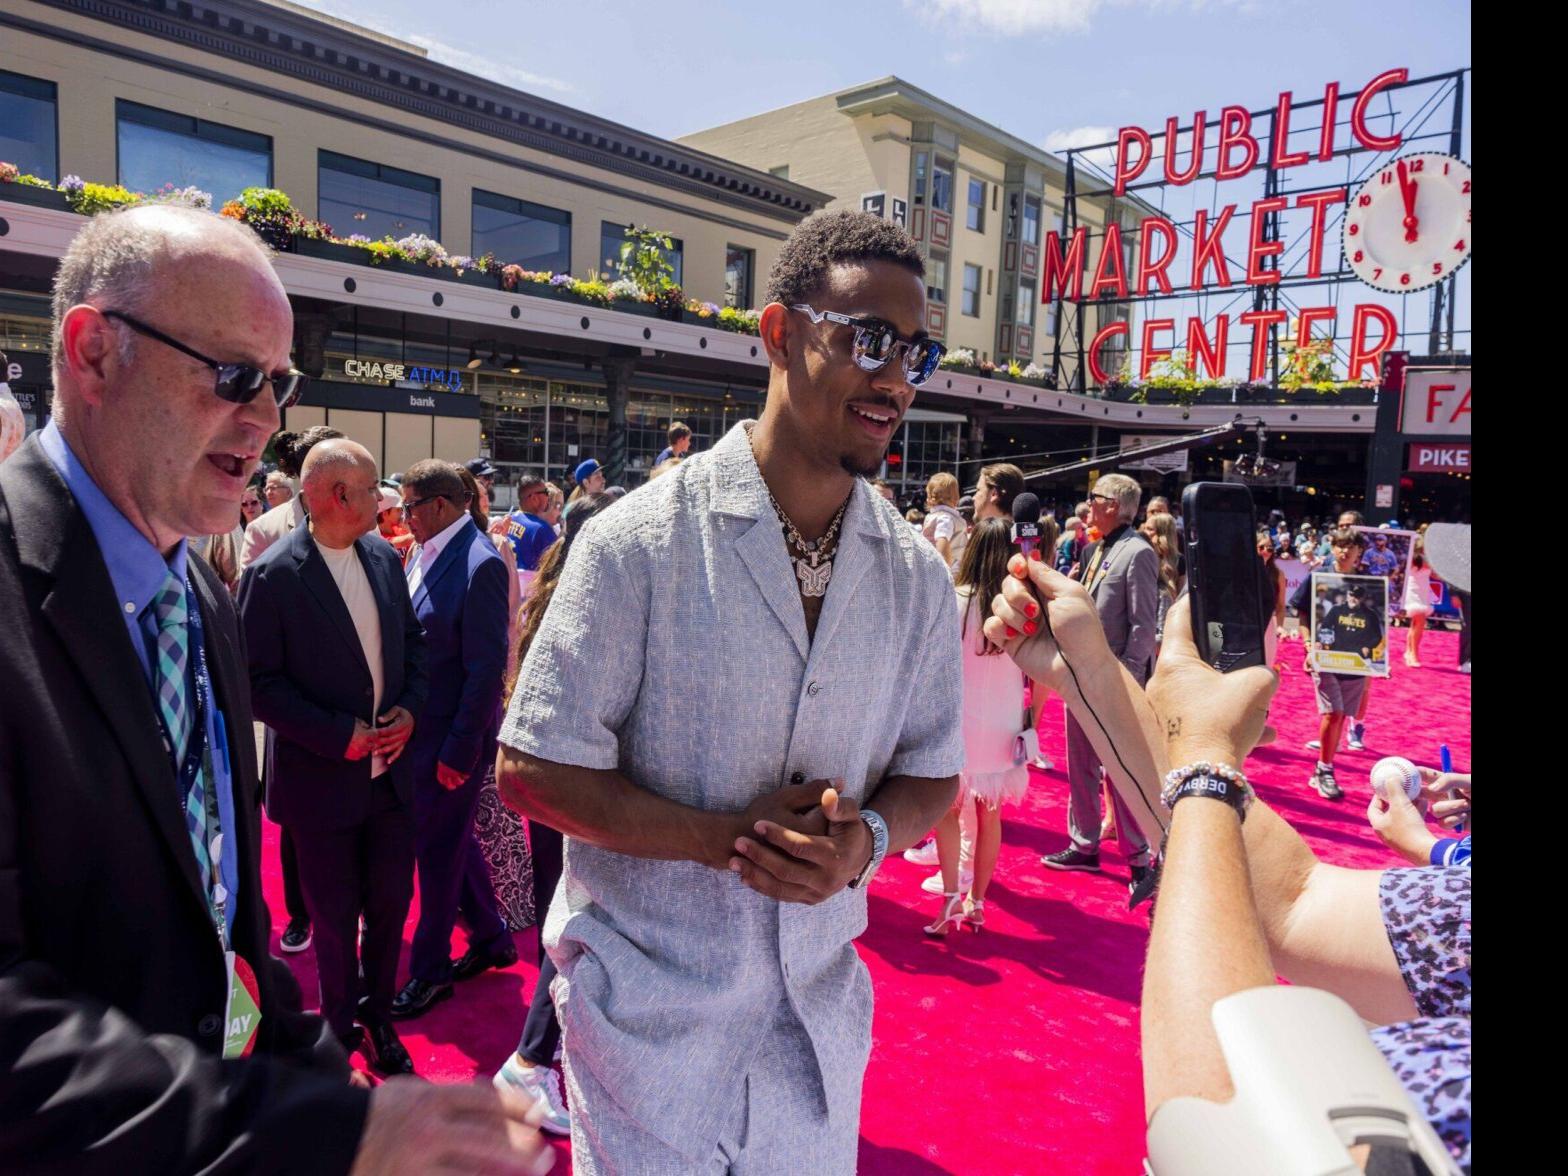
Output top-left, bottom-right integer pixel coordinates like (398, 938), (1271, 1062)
(1005, 627), (1017, 639)
(1024, 621), (1038, 635)
(1029, 549), (1043, 561)
(1024, 601), (1038, 617)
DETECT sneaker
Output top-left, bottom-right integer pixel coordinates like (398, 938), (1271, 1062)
(1040, 847), (1101, 872)
(903, 838), (939, 866)
(1310, 764), (1343, 800)
(280, 918), (312, 953)
(1347, 723), (1366, 751)
(1304, 739), (1322, 751)
(1029, 755), (1055, 771)
(494, 1055), (571, 1136)
(921, 869), (973, 895)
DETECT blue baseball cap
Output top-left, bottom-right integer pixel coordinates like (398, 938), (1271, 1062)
(574, 458), (602, 484)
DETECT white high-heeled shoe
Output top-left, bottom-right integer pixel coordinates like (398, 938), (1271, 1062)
(964, 896), (986, 930)
(923, 892), (967, 937)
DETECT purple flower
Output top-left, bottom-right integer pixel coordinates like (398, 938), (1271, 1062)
(60, 175), (84, 194)
(549, 273), (574, 287)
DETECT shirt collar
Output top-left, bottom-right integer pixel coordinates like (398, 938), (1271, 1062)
(37, 421), (187, 617)
(419, 511), (472, 566)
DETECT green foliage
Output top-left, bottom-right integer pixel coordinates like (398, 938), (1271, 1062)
(236, 187), (294, 216)
(65, 182), (140, 216)
(614, 225), (677, 294)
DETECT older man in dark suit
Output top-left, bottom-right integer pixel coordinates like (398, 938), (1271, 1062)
(391, 459), (515, 1019)
(0, 205), (546, 1173)
(1041, 473), (1161, 906)
(239, 439), (427, 1074)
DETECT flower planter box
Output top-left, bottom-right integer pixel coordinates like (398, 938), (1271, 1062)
(450, 267), (501, 289)
(367, 256), (460, 281)
(682, 311), (720, 328)
(0, 184), (73, 213)
(294, 237), (370, 265)
(609, 299), (660, 318)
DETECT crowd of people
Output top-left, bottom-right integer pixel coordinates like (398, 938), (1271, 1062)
(0, 204), (1469, 1174)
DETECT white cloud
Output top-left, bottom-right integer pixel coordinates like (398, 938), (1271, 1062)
(288, 0), (576, 95)
(1043, 124), (1118, 169)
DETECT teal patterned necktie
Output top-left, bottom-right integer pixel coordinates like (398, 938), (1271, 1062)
(150, 570), (209, 885)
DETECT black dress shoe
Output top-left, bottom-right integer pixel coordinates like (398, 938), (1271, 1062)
(452, 940), (519, 982)
(390, 977), (453, 1020)
(360, 1019), (416, 1076)
(335, 1025), (365, 1057)
(1128, 859), (1162, 911)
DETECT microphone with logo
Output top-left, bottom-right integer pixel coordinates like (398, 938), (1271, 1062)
(1011, 491), (1043, 559)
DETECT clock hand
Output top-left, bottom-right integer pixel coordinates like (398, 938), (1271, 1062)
(1397, 159), (1419, 243)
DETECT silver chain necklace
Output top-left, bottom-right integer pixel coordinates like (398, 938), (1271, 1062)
(749, 431), (851, 597)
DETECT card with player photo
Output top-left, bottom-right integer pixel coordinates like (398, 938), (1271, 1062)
(1308, 573), (1390, 677)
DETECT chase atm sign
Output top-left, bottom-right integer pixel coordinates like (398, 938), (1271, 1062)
(342, 358), (464, 393)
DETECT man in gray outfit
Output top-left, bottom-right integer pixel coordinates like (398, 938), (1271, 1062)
(1041, 472), (1161, 906)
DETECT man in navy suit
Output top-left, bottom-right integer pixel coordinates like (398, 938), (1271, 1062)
(238, 439), (428, 1073)
(392, 459), (516, 1019)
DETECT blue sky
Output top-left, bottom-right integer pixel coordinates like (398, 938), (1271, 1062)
(296, 0), (1472, 361)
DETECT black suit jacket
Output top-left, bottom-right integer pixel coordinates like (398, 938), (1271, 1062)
(237, 525), (427, 831)
(0, 438), (368, 1173)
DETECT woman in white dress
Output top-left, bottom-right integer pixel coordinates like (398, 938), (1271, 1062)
(1404, 536), (1435, 666)
(925, 518), (1032, 937)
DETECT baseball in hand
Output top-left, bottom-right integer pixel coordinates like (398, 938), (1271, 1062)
(1370, 756), (1422, 801)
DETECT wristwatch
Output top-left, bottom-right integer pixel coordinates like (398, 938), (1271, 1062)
(848, 809), (889, 889)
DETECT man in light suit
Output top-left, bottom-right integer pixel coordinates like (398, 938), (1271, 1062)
(1041, 472), (1161, 906)
(392, 460), (516, 1019)
(239, 422), (343, 956)
(0, 204), (546, 1173)
(239, 439), (427, 1075)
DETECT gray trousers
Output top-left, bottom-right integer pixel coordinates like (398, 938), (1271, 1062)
(564, 998), (859, 1175)
(1065, 709), (1151, 867)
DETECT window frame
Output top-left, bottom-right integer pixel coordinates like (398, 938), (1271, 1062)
(966, 177), (985, 232)
(600, 222), (684, 287)
(0, 69), (60, 183)
(724, 244), (755, 310)
(961, 263), (982, 317)
(1017, 278), (1036, 327)
(471, 188), (571, 273)
(115, 99), (273, 200)
(317, 148), (441, 240)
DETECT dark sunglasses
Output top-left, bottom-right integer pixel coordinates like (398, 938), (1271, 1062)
(400, 494), (453, 516)
(102, 309), (306, 409)
(790, 304), (945, 387)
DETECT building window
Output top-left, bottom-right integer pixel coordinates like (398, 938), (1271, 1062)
(966, 178), (985, 232)
(601, 222), (683, 287)
(318, 150), (439, 240)
(1044, 299), (1059, 338)
(913, 152), (928, 206)
(116, 100), (271, 205)
(1017, 279), (1036, 327)
(725, 245), (754, 309)
(0, 71), (57, 182)
(931, 160), (954, 214)
(927, 255), (948, 305)
(472, 190), (570, 273)
(1023, 196), (1042, 246)
(961, 264), (981, 317)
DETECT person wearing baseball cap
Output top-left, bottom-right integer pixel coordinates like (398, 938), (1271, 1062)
(465, 457), (497, 500)
(376, 484), (415, 563)
(569, 459), (605, 504)
(503, 474), (555, 577)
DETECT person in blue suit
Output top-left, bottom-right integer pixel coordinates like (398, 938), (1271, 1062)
(390, 460), (516, 1019)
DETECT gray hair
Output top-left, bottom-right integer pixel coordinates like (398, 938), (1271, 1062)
(1094, 473), (1142, 522)
(51, 204), (271, 379)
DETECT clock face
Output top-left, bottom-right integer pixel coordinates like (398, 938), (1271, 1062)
(1343, 153), (1471, 294)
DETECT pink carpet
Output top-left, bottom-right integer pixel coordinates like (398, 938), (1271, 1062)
(261, 630), (1471, 1173)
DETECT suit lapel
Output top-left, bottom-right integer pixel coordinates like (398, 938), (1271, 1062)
(4, 443), (207, 907)
(293, 528), (371, 683)
(421, 521), (475, 599)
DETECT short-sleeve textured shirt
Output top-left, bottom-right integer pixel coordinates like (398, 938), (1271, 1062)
(499, 421), (963, 1160)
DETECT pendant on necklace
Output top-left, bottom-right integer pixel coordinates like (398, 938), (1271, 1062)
(796, 556), (832, 597)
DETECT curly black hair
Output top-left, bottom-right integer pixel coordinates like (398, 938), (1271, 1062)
(272, 424), (344, 477)
(764, 209), (925, 308)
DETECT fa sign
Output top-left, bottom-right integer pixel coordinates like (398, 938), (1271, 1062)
(1400, 370), (1471, 438)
